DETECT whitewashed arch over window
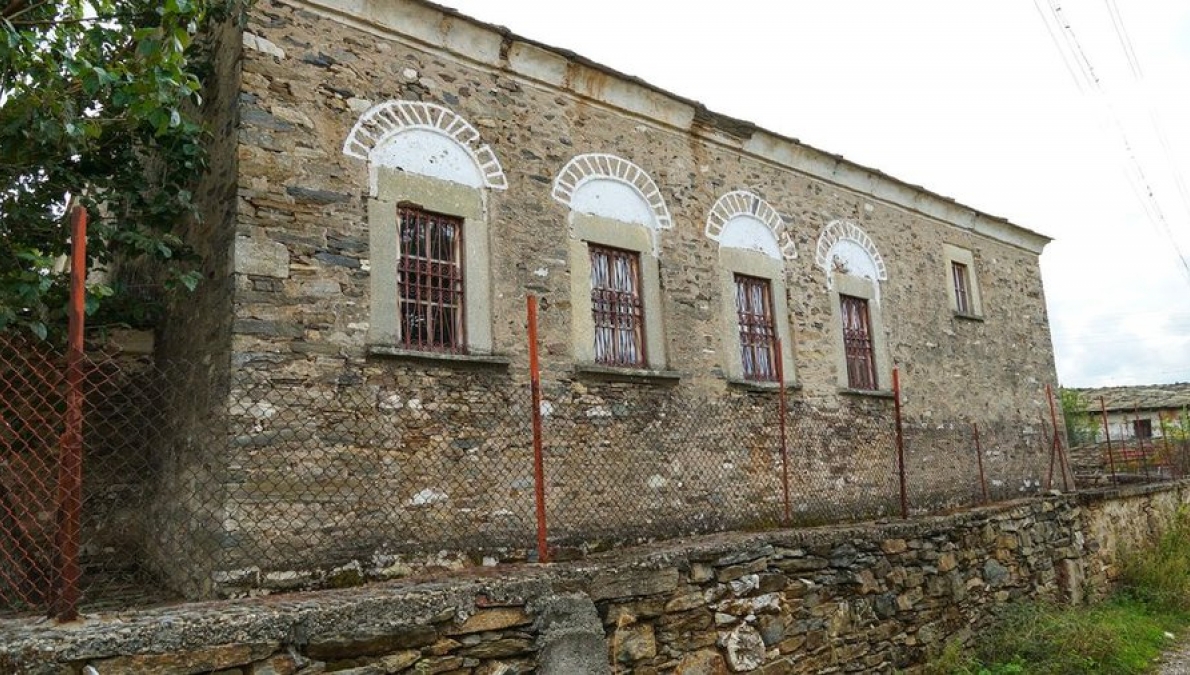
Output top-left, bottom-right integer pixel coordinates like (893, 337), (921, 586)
(342, 101), (507, 190)
(815, 220), (888, 284)
(705, 191), (796, 261)
(552, 154), (672, 230)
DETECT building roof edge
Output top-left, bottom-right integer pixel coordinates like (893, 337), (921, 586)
(293, 0), (1055, 254)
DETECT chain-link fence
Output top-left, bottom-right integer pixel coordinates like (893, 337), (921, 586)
(1069, 436), (1190, 486)
(0, 333), (170, 616)
(2, 331), (1091, 618)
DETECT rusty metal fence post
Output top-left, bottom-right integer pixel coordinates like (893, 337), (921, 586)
(1160, 417), (1175, 479)
(1134, 407), (1151, 480)
(775, 339), (790, 525)
(1099, 396), (1118, 485)
(1045, 384), (1071, 492)
(51, 204), (87, 622)
(892, 367), (907, 519)
(973, 423), (989, 504)
(526, 296), (549, 563)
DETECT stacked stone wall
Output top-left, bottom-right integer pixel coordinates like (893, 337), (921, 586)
(146, 10), (246, 597)
(4, 484), (1187, 674)
(229, 0), (1057, 424)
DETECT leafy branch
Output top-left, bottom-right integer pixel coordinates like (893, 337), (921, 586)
(0, 0), (239, 338)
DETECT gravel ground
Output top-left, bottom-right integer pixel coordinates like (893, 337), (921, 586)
(1156, 639), (1190, 674)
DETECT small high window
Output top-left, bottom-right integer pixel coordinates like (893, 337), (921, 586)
(841, 294), (877, 390)
(952, 262), (972, 315)
(735, 274), (778, 382)
(589, 244), (646, 367)
(398, 205), (465, 353)
(943, 244), (982, 318)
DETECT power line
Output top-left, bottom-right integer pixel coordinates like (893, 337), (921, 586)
(1097, 4), (1190, 284)
(1031, 0), (1085, 93)
(1102, 2), (1190, 278)
(1150, 111), (1190, 224)
(1104, 0), (1143, 79)
(1034, 2), (1190, 290)
(1046, 1), (1101, 88)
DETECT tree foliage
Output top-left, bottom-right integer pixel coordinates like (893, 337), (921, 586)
(0, 0), (234, 338)
(1160, 407), (1190, 442)
(1059, 387), (1098, 446)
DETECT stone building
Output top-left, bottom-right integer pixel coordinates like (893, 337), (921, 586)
(150, 0), (1061, 596)
(1074, 382), (1190, 442)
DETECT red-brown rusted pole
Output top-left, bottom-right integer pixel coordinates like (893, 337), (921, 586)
(775, 338), (790, 525)
(1160, 413), (1175, 478)
(1100, 396), (1118, 486)
(1046, 385), (1070, 491)
(973, 422), (989, 504)
(526, 296), (549, 564)
(53, 204), (86, 621)
(1181, 406), (1190, 480)
(1135, 406), (1151, 480)
(1044, 412), (1055, 490)
(893, 368), (907, 519)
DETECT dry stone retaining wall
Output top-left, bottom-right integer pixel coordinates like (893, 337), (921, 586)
(4, 483), (1185, 674)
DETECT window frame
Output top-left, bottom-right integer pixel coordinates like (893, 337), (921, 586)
(734, 273), (779, 383)
(395, 204), (466, 354)
(829, 272), (892, 394)
(367, 167), (495, 357)
(943, 244), (983, 319)
(567, 212), (669, 372)
(588, 243), (647, 368)
(951, 261), (972, 315)
(840, 294), (878, 390)
(715, 247), (796, 388)
(1133, 418), (1153, 440)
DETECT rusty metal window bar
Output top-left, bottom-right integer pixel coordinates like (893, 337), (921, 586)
(398, 205), (465, 353)
(589, 244), (646, 367)
(952, 261), (972, 314)
(735, 274), (778, 382)
(841, 294), (877, 390)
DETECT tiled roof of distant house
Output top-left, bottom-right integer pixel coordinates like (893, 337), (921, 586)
(1073, 383), (1190, 413)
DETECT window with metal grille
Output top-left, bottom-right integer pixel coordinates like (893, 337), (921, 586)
(735, 274), (778, 382)
(397, 205), (465, 353)
(589, 244), (645, 367)
(952, 261), (972, 314)
(841, 294), (877, 390)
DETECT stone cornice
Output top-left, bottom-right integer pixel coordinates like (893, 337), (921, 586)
(278, 0), (1053, 255)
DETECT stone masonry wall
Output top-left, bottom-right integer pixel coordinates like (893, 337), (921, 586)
(3, 484), (1187, 674)
(147, 10), (245, 598)
(229, 0), (1058, 424)
(167, 0), (1062, 594)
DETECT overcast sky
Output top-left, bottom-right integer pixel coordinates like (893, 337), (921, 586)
(440, 1), (1190, 387)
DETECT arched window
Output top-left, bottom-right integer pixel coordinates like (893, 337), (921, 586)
(815, 220), (892, 392)
(553, 154), (671, 371)
(343, 101), (506, 356)
(705, 191), (797, 386)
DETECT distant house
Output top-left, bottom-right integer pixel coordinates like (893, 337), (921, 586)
(1074, 383), (1190, 441)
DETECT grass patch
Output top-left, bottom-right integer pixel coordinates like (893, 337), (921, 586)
(926, 509), (1190, 674)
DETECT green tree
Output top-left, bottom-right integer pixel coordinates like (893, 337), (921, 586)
(1059, 387), (1099, 446)
(0, 0), (235, 338)
(1161, 407), (1189, 442)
